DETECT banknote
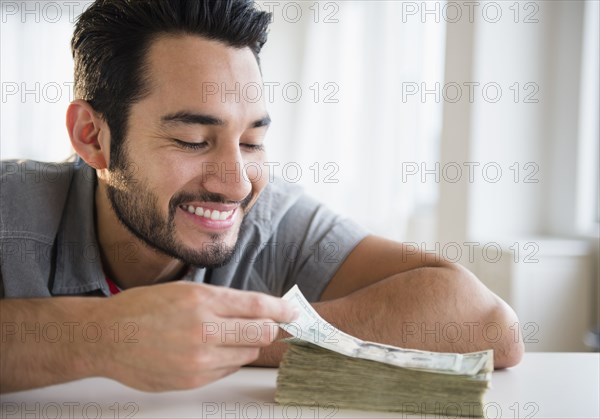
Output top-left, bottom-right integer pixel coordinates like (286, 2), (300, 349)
(280, 285), (493, 376)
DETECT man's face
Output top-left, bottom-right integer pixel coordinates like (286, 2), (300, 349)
(104, 35), (269, 267)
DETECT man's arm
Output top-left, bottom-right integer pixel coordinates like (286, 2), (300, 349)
(254, 235), (524, 368)
(0, 283), (297, 393)
(0, 297), (100, 392)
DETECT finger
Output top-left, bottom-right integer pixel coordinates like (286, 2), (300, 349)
(213, 288), (298, 322)
(201, 318), (280, 346)
(203, 365), (240, 381)
(164, 366), (242, 391)
(191, 346), (261, 371)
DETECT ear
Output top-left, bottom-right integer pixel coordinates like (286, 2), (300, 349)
(66, 100), (110, 169)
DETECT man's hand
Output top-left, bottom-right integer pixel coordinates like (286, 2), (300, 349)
(95, 283), (297, 391)
(0, 283), (297, 393)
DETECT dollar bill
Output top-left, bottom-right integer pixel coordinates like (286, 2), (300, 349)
(280, 285), (493, 376)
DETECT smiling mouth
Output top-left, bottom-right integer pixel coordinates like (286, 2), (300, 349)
(179, 204), (235, 221)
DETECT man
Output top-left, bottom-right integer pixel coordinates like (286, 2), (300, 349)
(0, 0), (523, 393)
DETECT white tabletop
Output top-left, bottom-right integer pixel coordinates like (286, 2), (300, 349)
(1, 352), (598, 418)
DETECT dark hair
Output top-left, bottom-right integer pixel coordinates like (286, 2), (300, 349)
(71, 0), (271, 168)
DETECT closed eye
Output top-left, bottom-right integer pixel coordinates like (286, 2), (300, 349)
(241, 143), (265, 152)
(172, 139), (208, 150)
(172, 139), (264, 152)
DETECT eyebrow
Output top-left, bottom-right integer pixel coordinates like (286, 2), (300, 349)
(160, 111), (271, 129)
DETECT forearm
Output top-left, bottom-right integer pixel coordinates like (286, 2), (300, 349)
(318, 265), (523, 367)
(0, 297), (102, 393)
(255, 265), (524, 368)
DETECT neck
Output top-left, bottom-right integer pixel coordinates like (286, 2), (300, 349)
(94, 183), (187, 289)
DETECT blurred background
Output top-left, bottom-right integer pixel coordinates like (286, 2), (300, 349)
(1, 0), (598, 352)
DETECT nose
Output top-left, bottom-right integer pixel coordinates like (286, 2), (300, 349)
(201, 141), (252, 202)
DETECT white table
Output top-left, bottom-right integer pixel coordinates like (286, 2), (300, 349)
(1, 353), (598, 418)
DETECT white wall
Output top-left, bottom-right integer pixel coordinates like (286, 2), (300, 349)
(438, 0), (595, 244)
(258, 1), (447, 240)
(0, 1), (89, 161)
(436, 0), (598, 351)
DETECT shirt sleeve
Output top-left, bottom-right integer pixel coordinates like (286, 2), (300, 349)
(257, 193), (369, 302)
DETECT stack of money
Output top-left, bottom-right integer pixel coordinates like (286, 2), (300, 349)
(275, 286), (493, 418)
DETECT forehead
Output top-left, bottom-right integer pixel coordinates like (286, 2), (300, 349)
(142, 34), (266, 118)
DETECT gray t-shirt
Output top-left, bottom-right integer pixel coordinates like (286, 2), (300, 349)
(0, 159), (368, 301)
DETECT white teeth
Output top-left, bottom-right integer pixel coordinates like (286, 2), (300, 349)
(184, 205), (234, 221)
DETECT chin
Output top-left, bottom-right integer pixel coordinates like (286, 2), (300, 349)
(181, 229), (238, 252)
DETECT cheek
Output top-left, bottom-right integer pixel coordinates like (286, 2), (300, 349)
(251, 173), (268, 199)
(245, 163), (266, 189)
(146, 155), (194, 198)
(244, 156), (269, 208)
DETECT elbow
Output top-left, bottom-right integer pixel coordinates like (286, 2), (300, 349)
(489, 300), (525, 369)
(449, 264), (524, 368)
